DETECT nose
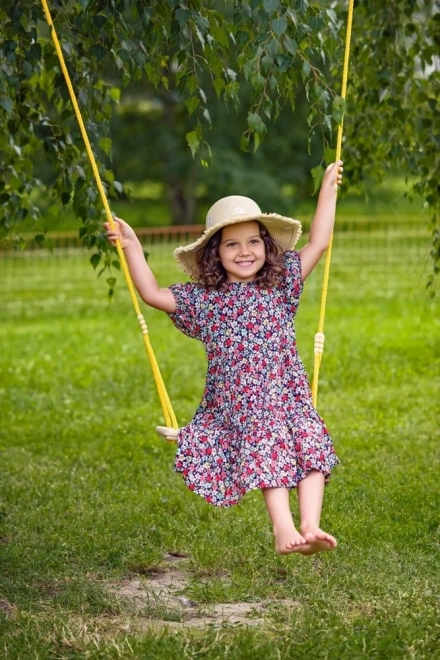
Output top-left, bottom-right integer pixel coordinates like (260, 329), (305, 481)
(238, 244), (251, 256)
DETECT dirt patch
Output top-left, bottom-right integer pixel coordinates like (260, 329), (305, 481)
(113, 556), (300, 629)
(0, 599), (17, 619)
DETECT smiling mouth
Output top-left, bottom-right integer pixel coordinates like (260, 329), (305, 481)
(235, 261), (254, 267)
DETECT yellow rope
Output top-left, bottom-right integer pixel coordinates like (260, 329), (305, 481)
(311, 0), (354, 408)
(41, 0), (178, 429)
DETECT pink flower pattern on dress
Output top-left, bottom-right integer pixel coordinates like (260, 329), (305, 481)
(168, 250), (339, 507)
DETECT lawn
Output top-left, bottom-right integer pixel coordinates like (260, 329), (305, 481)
(0, 223), (439, 659)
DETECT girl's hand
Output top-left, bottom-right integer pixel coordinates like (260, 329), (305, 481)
(104, 216), (137, 249)
(323, 160), (343, 192)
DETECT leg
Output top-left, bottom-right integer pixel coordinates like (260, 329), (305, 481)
(296, 469), (337, 555)
(262, 487), (307, 554)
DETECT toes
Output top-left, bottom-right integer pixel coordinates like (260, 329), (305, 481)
(295, 531), (337, 555)
(315, 530), (329, 540)
(316, 531), (337, 547)
(293, 536), (307, 547)
(277, 535), (308, 553)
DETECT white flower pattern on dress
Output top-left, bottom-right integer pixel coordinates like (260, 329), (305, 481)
(168, 250), (339, 507)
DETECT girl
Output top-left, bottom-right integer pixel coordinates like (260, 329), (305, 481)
(105, 161), (343, 556)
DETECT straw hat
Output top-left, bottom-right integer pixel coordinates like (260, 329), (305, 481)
(174, 195), (302, 278)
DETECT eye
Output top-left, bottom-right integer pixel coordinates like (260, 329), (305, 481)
(250, 238), (261, 244)
(225, 241), (237, 248)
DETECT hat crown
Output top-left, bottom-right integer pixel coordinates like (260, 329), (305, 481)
(206, 196), (262, 230)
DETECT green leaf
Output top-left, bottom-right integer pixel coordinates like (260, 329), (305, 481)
(322, 114), (332, 133)
(302, 60), (311, 78)
(185, 96), (200, 116)
(240, 133), (250, 152)
(195, 14), (209, 33)
(261, 54), (273, 74)
(283, 36), (297, 56)
(324, 147), (336, 166)
(311, 165), (324, 194)
(186, 129), (201, 157)
(275, 54), (291, 72)
(263, 0), (281, 16)
(271, 17), (287, 37)
(286, 8), (298, 28)
(326, 8), (337, 23)
(90, 253), (101, 270)
(1, 98), (14, 115)
(175, 8), (191, 28)
(249, 73), (266, 91)
(210, 24), (229, 47)
(109, 87), (120, 102)
(195, 25), (206, 48)
(253, 131), (261, 152)
(91, 44), (107, 61)
(247, 113), (267, 137)
(104, 170), (115, 184)
(186, 75), (198, 94)
(99, 137), (112, 156)
(266, 37), (280, 58)
(213, 78), (225, 98)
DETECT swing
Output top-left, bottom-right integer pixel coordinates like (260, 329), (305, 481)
(40, 0), (354, 440)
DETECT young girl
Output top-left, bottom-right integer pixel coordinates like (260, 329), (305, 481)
(105, 161), (343, 556)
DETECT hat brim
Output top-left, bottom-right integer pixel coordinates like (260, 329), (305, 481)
(174, 213), (302, 279)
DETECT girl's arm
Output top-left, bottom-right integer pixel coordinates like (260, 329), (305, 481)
(104, 217), (176, 313)
(299, 161), (343, 281)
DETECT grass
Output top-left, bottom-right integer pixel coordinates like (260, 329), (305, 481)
(0, 225), (439, 658)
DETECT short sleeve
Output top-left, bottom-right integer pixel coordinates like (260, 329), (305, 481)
(168, 282), (203, 339)
(282, 250), (304, 308)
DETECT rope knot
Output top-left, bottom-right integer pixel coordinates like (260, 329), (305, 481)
(137, 313), (149, 335)
(314, 332), (325, 355)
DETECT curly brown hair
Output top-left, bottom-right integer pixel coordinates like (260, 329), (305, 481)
(195, 221), (285, 290)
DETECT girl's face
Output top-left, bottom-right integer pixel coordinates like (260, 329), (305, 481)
(218, 221), (266, 283)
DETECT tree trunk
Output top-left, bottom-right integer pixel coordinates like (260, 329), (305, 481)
(167, 180), (196, 225)
(161, 86), (198, 226)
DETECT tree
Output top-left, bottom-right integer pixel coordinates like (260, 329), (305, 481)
(0, 0), (341, 250)
(110, 79), (321, 224)
(0, 0), (438, 287)
(341, 0), (439, 292)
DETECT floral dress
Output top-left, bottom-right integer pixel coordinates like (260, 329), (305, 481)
(168, 250), (339, 507)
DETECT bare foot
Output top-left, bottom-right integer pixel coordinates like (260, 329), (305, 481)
(274, 524), (307, 554)
(297, 528), (337, 556)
